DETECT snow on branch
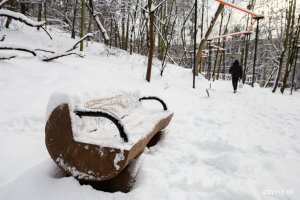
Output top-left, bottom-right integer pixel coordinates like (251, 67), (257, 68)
(35, 48), (55, 54)
(0, 52), (17, 60)
(0, 9), (45, 27)
(42, 34), (93, 61)
(0, 33), (92, 61)
(0, 9), (52, 39)
(0, 26), (94, 62)
(66, 33), (93, 52)
(42, 52), (83, 62)
(0, 43), (37, 56)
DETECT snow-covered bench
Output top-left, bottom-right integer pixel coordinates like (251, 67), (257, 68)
(45, 88), (173, 188)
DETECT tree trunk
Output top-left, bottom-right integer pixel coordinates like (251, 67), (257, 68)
(80, 0), (86, 51)
(214, 10), (224, 80)
(121, 3), (126, 50)
(87, 0), (93, 41)
(200, 0), (205, 39)
(114, 19), (119, 47)
(20, 3), (28, 15)
(243, 34), (250, 83)
(43, 0), (47, 29)
(157, 5), (165, 61)
(146, 0), (155, 82)
(242, 0), (255, 83)
(125, 8), (130, 51)
(37, 3), (42, 31)
(130, 0), (139, 54)
(71, 0), (78, 39)
(5, 0), (17, 29)
(222, 39), (226, 80)
(280, 11), (299, 93)
(273, 0), (295, 93)
(212, 48), (219, 80)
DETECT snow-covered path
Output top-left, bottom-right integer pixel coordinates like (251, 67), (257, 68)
(0, 24), (300, 200)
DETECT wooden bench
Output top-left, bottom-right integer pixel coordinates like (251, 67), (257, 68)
(45, 90), (173, 191)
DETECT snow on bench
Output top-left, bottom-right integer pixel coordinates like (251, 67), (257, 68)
(45, 88), (173, 183)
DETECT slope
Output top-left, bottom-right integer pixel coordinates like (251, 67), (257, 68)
(0, 23), (300, 200)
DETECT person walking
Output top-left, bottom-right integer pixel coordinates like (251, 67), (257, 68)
(229, 60), (243, 93)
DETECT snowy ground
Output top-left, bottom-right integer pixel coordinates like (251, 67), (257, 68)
(1, 23), (300, 200)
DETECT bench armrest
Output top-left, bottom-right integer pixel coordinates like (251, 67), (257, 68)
(74, 110), (128, 142)
(139, 96), (168, 111)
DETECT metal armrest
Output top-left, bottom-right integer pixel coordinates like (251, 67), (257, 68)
(74, 110), (128, 142)
(139, 96), (168, 111)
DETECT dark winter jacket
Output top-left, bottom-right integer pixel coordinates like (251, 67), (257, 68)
(229, 60), (243, 79)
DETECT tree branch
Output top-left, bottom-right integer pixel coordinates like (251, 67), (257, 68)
(0, 43), (58, 57)
(35, 48), (55, 54)
(66, 33), (93, 52)
(0, 53), (17, 60)
(0, 43), (36, 56)
(40, 27), (53, 40)
(43, 34), (93, 61)
(42, 52), (83, 62)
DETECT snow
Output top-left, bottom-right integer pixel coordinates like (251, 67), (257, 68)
(0, 52), (17, 60)
(114, 150), (125, 170)
(46, 88), (140, 120)
(56, 156), (96, 180)
(0, 42), (35, 51)
(0, 22), (300, 200)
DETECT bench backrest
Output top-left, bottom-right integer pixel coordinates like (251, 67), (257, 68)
(84, 91), (140, 119)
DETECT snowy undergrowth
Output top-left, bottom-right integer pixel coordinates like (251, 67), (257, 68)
(0, 23), (300, 200)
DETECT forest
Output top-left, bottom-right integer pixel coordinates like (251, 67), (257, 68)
(1, 0), (299, 94)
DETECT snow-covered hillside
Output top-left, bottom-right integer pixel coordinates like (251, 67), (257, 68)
(0, 23), (300, 200)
